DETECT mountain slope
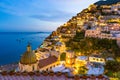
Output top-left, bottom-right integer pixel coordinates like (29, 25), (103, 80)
(95, 0), (120, 6)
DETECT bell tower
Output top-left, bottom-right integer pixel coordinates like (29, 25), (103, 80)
(27, 44), (31, 52)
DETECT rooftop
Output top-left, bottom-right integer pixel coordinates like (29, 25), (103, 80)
(39, 56), (58, 68)
(77, 56), (88, 60)
(0, 72), (109, 80)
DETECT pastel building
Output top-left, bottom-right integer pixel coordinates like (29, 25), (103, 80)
(88, 56), (105, 64)
(65, 51), (75, 67)
(85, 30), (101, 37)
(111, 2), (120, 12)
(85, 29), (115, 39)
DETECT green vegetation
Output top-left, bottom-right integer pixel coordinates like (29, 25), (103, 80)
(105, 60), (120, 79)
(60, 52), (66, 61)
(70, 30), (85, 42)
(66, 31), (120, 57)
(105, 60), (120, 72)
(78, 66), (88, 74)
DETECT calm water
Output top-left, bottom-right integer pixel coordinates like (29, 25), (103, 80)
(0, 32), (50, 65)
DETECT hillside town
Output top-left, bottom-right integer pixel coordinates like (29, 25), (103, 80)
(0, 0), (120, 80)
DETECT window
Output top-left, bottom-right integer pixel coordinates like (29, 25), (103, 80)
(93, 58), (95, 60)
(100, 59), (103, 61)
(33, 66), (34, 71)
(96, 59), (99, 61)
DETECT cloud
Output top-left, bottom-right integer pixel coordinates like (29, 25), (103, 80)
(30, 10), (73, 22)
(0, 0), (99, 17)
(0, 0), (76, 23)
(0, 0), (99, 31)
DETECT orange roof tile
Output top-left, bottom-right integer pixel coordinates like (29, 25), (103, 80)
(39, 56), (58, 68)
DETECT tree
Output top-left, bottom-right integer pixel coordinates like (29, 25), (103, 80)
(78, 66), (88, 74)
(60, 52), (66, 61)
(105, 60), (120, 72)
(66, 33), (120, 57)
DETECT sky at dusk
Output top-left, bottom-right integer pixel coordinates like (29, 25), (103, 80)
(0, 0), (99, 32)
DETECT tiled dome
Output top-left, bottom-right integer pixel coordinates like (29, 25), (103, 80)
(20, 45), (37, 64)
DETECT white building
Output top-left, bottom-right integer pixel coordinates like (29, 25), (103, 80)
(88, 56), (105, 64)
(85, 29), (115, 39)
(85, 30), (101, 37)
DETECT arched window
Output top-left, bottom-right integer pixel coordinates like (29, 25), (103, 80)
(33, 66), (34, 71)
(100, 59), (103, 61)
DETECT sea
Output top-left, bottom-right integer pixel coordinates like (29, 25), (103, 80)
(0, 32), (50, 65)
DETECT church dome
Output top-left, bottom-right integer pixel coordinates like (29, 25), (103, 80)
(20, 44), (37, 64)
